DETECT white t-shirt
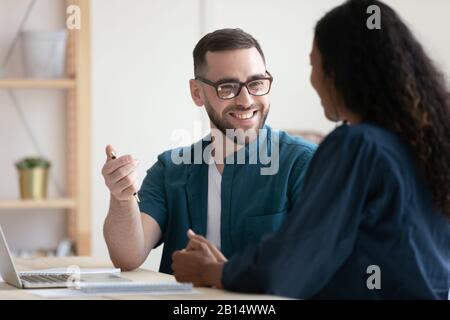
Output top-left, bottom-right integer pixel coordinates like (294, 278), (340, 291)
(206, 162), (222, 249)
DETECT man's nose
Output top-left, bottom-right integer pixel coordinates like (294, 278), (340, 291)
(234, 86), (254, 108)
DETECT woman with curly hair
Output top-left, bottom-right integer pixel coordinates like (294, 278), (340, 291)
(171, 0), (450, 299)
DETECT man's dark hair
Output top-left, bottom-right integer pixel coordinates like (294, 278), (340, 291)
(193, 28), (266, 76)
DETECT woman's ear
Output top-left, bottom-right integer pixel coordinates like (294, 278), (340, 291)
(189, 79), (205, 107)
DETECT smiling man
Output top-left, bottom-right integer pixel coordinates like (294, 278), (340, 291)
(102, 28), (316, 274)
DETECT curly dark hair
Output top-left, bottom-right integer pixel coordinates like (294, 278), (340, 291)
(314, 0), (450, 218)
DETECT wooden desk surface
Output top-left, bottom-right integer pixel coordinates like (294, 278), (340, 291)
(0, 257), (286, 300)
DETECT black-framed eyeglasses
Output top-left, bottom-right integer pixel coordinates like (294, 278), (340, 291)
(195, 71), (273, 100)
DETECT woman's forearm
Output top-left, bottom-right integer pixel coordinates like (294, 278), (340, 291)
(205, 262), (225, 289)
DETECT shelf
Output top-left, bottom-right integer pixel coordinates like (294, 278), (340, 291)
(0, 198), (76, 210)
(0, 79), (76, 89)
(0, 0), (91, 255)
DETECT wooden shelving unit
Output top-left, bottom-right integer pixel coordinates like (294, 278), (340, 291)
(0, 198), (76, 210)
(0, 79), (76, 89)
(0, 0), (91, 255)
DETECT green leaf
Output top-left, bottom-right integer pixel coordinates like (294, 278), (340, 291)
(15, 157), (51, 169)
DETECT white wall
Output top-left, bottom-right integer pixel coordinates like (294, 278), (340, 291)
(90, 0), (450, 271)
(91, 0), (204, 270)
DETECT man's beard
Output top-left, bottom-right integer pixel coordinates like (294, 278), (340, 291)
(203, 98), (269, 145)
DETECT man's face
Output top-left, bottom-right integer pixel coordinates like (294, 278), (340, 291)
(194, 48), (270, 142)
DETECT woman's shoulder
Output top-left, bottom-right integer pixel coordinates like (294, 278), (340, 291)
(316, 123), (416, 175)
(326, 122), (396, 141)
(323, 123), (406, 154)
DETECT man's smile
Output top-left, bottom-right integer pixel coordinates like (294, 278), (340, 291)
(228, 109), (259, 125)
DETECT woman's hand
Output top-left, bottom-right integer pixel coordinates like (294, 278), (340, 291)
(171, 229), (226, 288)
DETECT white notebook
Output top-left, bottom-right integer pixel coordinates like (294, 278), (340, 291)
(76, 281), (193, 294)
(18, 267), (121, 276)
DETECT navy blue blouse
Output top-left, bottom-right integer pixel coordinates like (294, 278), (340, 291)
(222, 123), (450, 299)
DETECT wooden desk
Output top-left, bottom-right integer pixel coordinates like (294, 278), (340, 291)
(0, 257), (286, 300)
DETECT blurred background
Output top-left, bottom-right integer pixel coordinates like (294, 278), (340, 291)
(0, 0), (449, 271)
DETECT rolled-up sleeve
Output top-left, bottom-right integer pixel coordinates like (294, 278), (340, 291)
(138, 157), (168, 236)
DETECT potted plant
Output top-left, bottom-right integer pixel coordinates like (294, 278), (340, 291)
(15, 157), (51, 199)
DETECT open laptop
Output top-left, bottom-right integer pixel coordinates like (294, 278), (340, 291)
(1, 225), (194, 294)
(0, 225), (71, 288)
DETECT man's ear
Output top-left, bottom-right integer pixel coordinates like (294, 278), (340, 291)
(189, 79), (204, 107)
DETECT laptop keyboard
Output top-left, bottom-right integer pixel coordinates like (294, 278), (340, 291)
(20, 274), (71, 283)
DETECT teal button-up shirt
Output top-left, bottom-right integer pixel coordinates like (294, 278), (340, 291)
(138, 126), (316, 274)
